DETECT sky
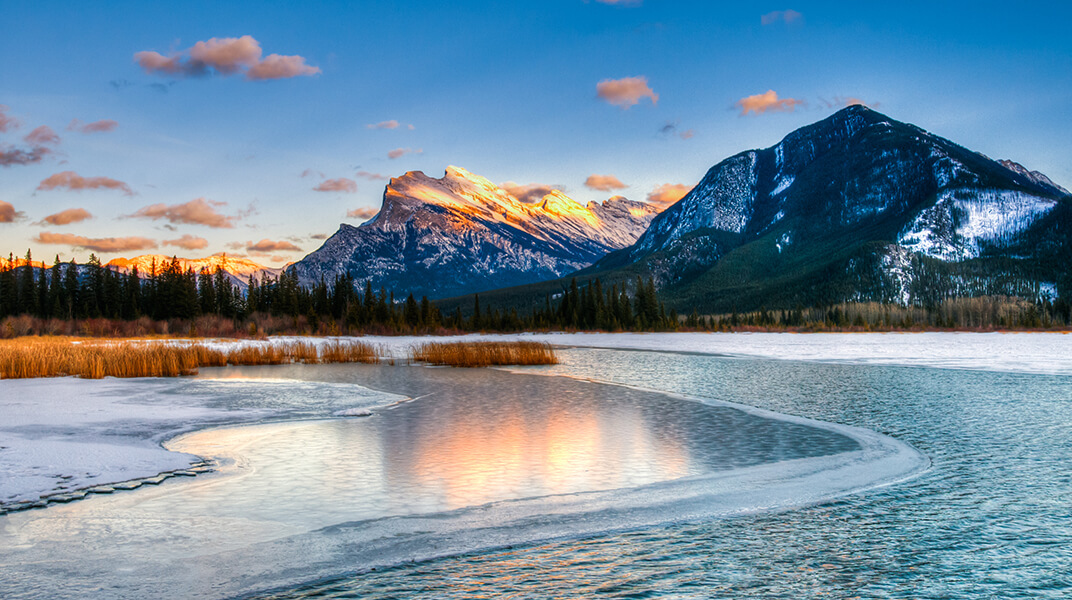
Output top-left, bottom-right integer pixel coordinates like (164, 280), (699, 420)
(2, 0), (1071, 267)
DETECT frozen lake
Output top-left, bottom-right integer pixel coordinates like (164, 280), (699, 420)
(3, 332), (1069, 599)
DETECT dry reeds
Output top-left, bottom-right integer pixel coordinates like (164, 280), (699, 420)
(410, 341), (557, 367)
(0, 338), (381, 379)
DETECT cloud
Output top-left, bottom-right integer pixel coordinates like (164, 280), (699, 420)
(584, 174), (628, 192)
(596, 76), (658, 109)
(388, 147), (422, 159)
(356, 171), (389, 180)
(34, 231), (158, 253)
(310, 233), (328, 240)
(135, 35), (319, 81)
(735, 89), (805, 116)
(163, 234), (209, 250)
(128, 198), (236, 228)
(1, 200), (26, 223)
(67, 119), (119, 134)
(368, 120), (399, 129)
(0, 105), (20, 132)
(647, 183), (692, 207)
(501, 182), (564, 204)
(247, 53), (321, 80)
(821, 96), (877, 109)
(301, 168), (325, 179)
(39, 207), (93, 226)
(659, 121), (695, 140)
(245, 239), (302, 253)
(0, 145), (52, 167)
(313, 177), (357, 193)
(24, 125), (61, 146)
(37, 171), (134, 195)
(761, 10), (803, 25)
(346, 207), (378, 220)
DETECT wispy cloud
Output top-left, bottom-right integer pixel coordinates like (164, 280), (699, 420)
(310, 233), (328, 240)
(821, 96), (878, 109)
(366, 120), (415, 130)
(244, 239), (303, 253)
(584, 174), (628, 191)
(356, 171), (389, 180)
(128, 198), (236, 228)
(0, 200), (26, 223)
(0, 145), (52, 167)
(0, 106), (20, 132)
(301, 168), (325, 179)
(647, 183), (692, 207)
(735, 90), (805, 116)
(761, 10), (803, 25)
(658, 121), (695, 140)
(346, 207), (378, 220)
(37, 171), (133, 195)
(67, 119), (119, 134)
(163, 234), (209, 250)
(23, 125), (60, 146)
(501, 182), (564, 204)
(388, 147), (422, 159)
(313, 177), (358, 193)
(134, 35), (320, 81)
(39, 207), (93, 226)
(596, 76), (659, 109)
(34, 231), (157, 253)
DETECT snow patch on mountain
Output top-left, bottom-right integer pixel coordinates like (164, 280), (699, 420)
(899, 189), (1057, 260)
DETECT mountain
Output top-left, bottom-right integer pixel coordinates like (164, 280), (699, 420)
(287, 166), (662, 299)
(580, 105), (1070, 311)
(443, 105), (1070, 315)
(105, 255), (282, 290)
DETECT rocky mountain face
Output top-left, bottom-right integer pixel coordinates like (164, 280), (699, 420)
(105, 255), (282, 290)
(288, 166), (662, 299)
(586, 105), (1070, 311)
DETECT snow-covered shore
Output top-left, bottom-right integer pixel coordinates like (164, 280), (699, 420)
(0, 376), (401, 510)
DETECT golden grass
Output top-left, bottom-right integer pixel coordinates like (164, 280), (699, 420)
(0, 337), (380, 379)
(410, 341), (557, 367)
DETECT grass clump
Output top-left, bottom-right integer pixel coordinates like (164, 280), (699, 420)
(0, 338), (381, 379)
(410, 341), (557, 367)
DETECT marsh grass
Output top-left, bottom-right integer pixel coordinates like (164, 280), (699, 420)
(410, 341), (557, 367)
(0, 338), (381, 379)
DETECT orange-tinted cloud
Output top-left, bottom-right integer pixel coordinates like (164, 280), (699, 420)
(128, 198), (236, 228)
(247, 53), (320, 80)
(1, 200), (25, 223)
(40, 207), (93, 226)
(366, 120), (414, 130)
(735, 90), (805, 116)
(596, 76), (658, 109)
(24, 125), (60, 146)
(346, 207), (378, 220)
(35, 231), (157, 253)
(246, 239), (302, 253)
(37, 171), (133, 195)
(584, 174), (628, 191)
(163, 234), (209, 250)
(648, 183), (693, 207)
(67, 119), (119, 134)
(659, 121), (695, 140)
(761, 10), (803, 25)
(501, 182), (563, 204)
(313, 178), (357, 193)
(0, 106), (20, 132)
(388, 147), (422, 159)
(135, 36), (319, 81)
(356, 171), (389, 180)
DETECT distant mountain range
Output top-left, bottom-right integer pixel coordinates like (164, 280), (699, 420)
(105, 255), (282, 290)
(444, 105), (1070, 313)
(286, 166), (662, 298)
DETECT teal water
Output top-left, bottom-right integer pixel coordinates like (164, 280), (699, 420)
(259, 348), (1072, 599)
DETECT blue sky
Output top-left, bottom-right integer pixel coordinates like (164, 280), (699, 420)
(2, 0), (1070, 265)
